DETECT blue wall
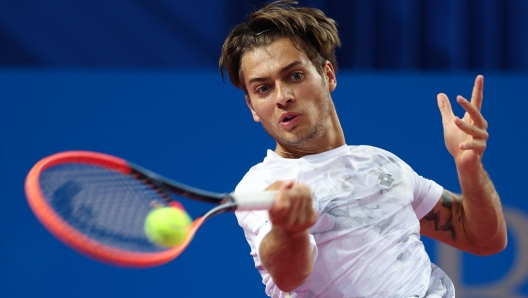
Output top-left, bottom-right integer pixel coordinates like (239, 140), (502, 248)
(1, 0), (527, 70)
(1, 70), (527, 297)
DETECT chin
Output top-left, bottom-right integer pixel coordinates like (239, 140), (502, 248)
(279, 128), (326, 147)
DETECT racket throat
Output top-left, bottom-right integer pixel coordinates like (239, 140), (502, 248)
(203, 198), (237, 219)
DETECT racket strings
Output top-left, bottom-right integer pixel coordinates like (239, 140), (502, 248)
(130, 169), (172, 203)
(39, 163), (170, 253)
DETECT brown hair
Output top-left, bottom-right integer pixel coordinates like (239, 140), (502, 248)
(219, 0), (341, 89)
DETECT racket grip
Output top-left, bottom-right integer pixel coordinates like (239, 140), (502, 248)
(231, 191), (277, 211)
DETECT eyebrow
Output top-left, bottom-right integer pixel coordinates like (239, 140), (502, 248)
(247, 61), (303, 85)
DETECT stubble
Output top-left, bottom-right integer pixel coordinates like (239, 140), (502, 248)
(266, 88), (333, 148)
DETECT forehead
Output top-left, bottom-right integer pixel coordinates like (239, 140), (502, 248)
(240, 38), (311, 81)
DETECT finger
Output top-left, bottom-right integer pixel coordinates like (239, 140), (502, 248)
(460, 139), (487, 153)
(278, 181), (294, 207)
(285, 187), (303, 226)
(271, 181), (294, 219)
(454, 117), (489, 140)
(294, 185), (312, 222)
(281, 180), (294, 190)
(470, 75), (484, 111)
(437, 93), (454, 125)
(290, 184), (312, 225)
(286, 184), (314, 228)
(456, 96), (488, 129)
(301, 185), (317, 226)
(303, 195), (317, 225)
(277, 182), (305, 221)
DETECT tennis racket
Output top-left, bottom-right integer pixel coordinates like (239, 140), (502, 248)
(25, 150), (276, 268)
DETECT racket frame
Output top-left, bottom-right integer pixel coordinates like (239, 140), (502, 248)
(25, 151), (238, 267)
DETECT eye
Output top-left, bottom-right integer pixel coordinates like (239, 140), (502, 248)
(290, 72), (304, 81)
(256, 85), (270, 94)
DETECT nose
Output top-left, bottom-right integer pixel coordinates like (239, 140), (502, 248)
(275, 82), (295, 106)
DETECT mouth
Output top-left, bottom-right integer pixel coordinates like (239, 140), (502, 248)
(279, 112), (301, 127)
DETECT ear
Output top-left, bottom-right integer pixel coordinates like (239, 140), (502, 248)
(324, 61), (337, 92)
(246, 95), (261, 122)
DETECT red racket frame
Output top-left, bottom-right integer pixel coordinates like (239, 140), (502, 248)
(25, 151), (205, 267)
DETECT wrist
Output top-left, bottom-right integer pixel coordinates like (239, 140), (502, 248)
(456, 159), (485, 176)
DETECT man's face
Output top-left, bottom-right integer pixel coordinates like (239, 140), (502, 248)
(240, 38), (338, 149)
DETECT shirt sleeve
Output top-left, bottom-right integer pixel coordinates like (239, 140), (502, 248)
(411, 174), (443, 219)
(370, 145), (443, 220)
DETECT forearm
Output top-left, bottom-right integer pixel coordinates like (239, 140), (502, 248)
(458, 163), (507, 254)
(259, 226), (314, 292)
(430, 75), (507, 254)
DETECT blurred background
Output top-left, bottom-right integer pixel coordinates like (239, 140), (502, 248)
(1, 0), (527, 297)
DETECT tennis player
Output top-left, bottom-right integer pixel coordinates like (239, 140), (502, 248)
(219, 1), (507, 297)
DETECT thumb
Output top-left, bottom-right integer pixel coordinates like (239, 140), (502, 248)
(274, 180), (294, 208)
(437, 93), (454, 125)
(280, 180), (294, 191)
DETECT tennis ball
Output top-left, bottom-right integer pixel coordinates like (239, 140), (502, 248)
(144, 207), (191, 248)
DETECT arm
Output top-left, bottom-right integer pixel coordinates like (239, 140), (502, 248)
(259, 180), (318, 292)
(420, 75), (507, 255)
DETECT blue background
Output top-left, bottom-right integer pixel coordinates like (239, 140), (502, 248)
(1, 0), (528, 297)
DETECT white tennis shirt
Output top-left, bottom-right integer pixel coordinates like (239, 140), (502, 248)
(234, 145), (455, 297)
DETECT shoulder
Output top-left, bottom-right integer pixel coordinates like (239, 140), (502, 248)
(349, 145), (401, 158)
(347, 145), (409, 166)
(235, 150), (298, 193)
(234, 162), (282, 193)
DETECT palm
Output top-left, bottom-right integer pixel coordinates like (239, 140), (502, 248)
(438, 76), (488, 172)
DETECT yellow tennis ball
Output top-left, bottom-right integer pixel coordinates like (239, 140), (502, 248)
(144, 207), (191, 248)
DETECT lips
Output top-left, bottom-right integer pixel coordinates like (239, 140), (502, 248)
(279, 112), (302, 128)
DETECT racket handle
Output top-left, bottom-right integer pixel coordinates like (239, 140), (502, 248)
(231, 191), (277, 211)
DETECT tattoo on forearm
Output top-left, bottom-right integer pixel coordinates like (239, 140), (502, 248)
(423, 190), (461, 240)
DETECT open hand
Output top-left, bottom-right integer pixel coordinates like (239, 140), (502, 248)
(437, 75), (488, 171)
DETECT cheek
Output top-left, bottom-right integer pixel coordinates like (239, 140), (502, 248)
(252, 101), (275, 121)
(301, 81), (320, 96)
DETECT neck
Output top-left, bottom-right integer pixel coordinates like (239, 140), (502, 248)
(273, 148), (306, 158)
(274, 141), (345, 158)
(274, 129), (346, 159)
